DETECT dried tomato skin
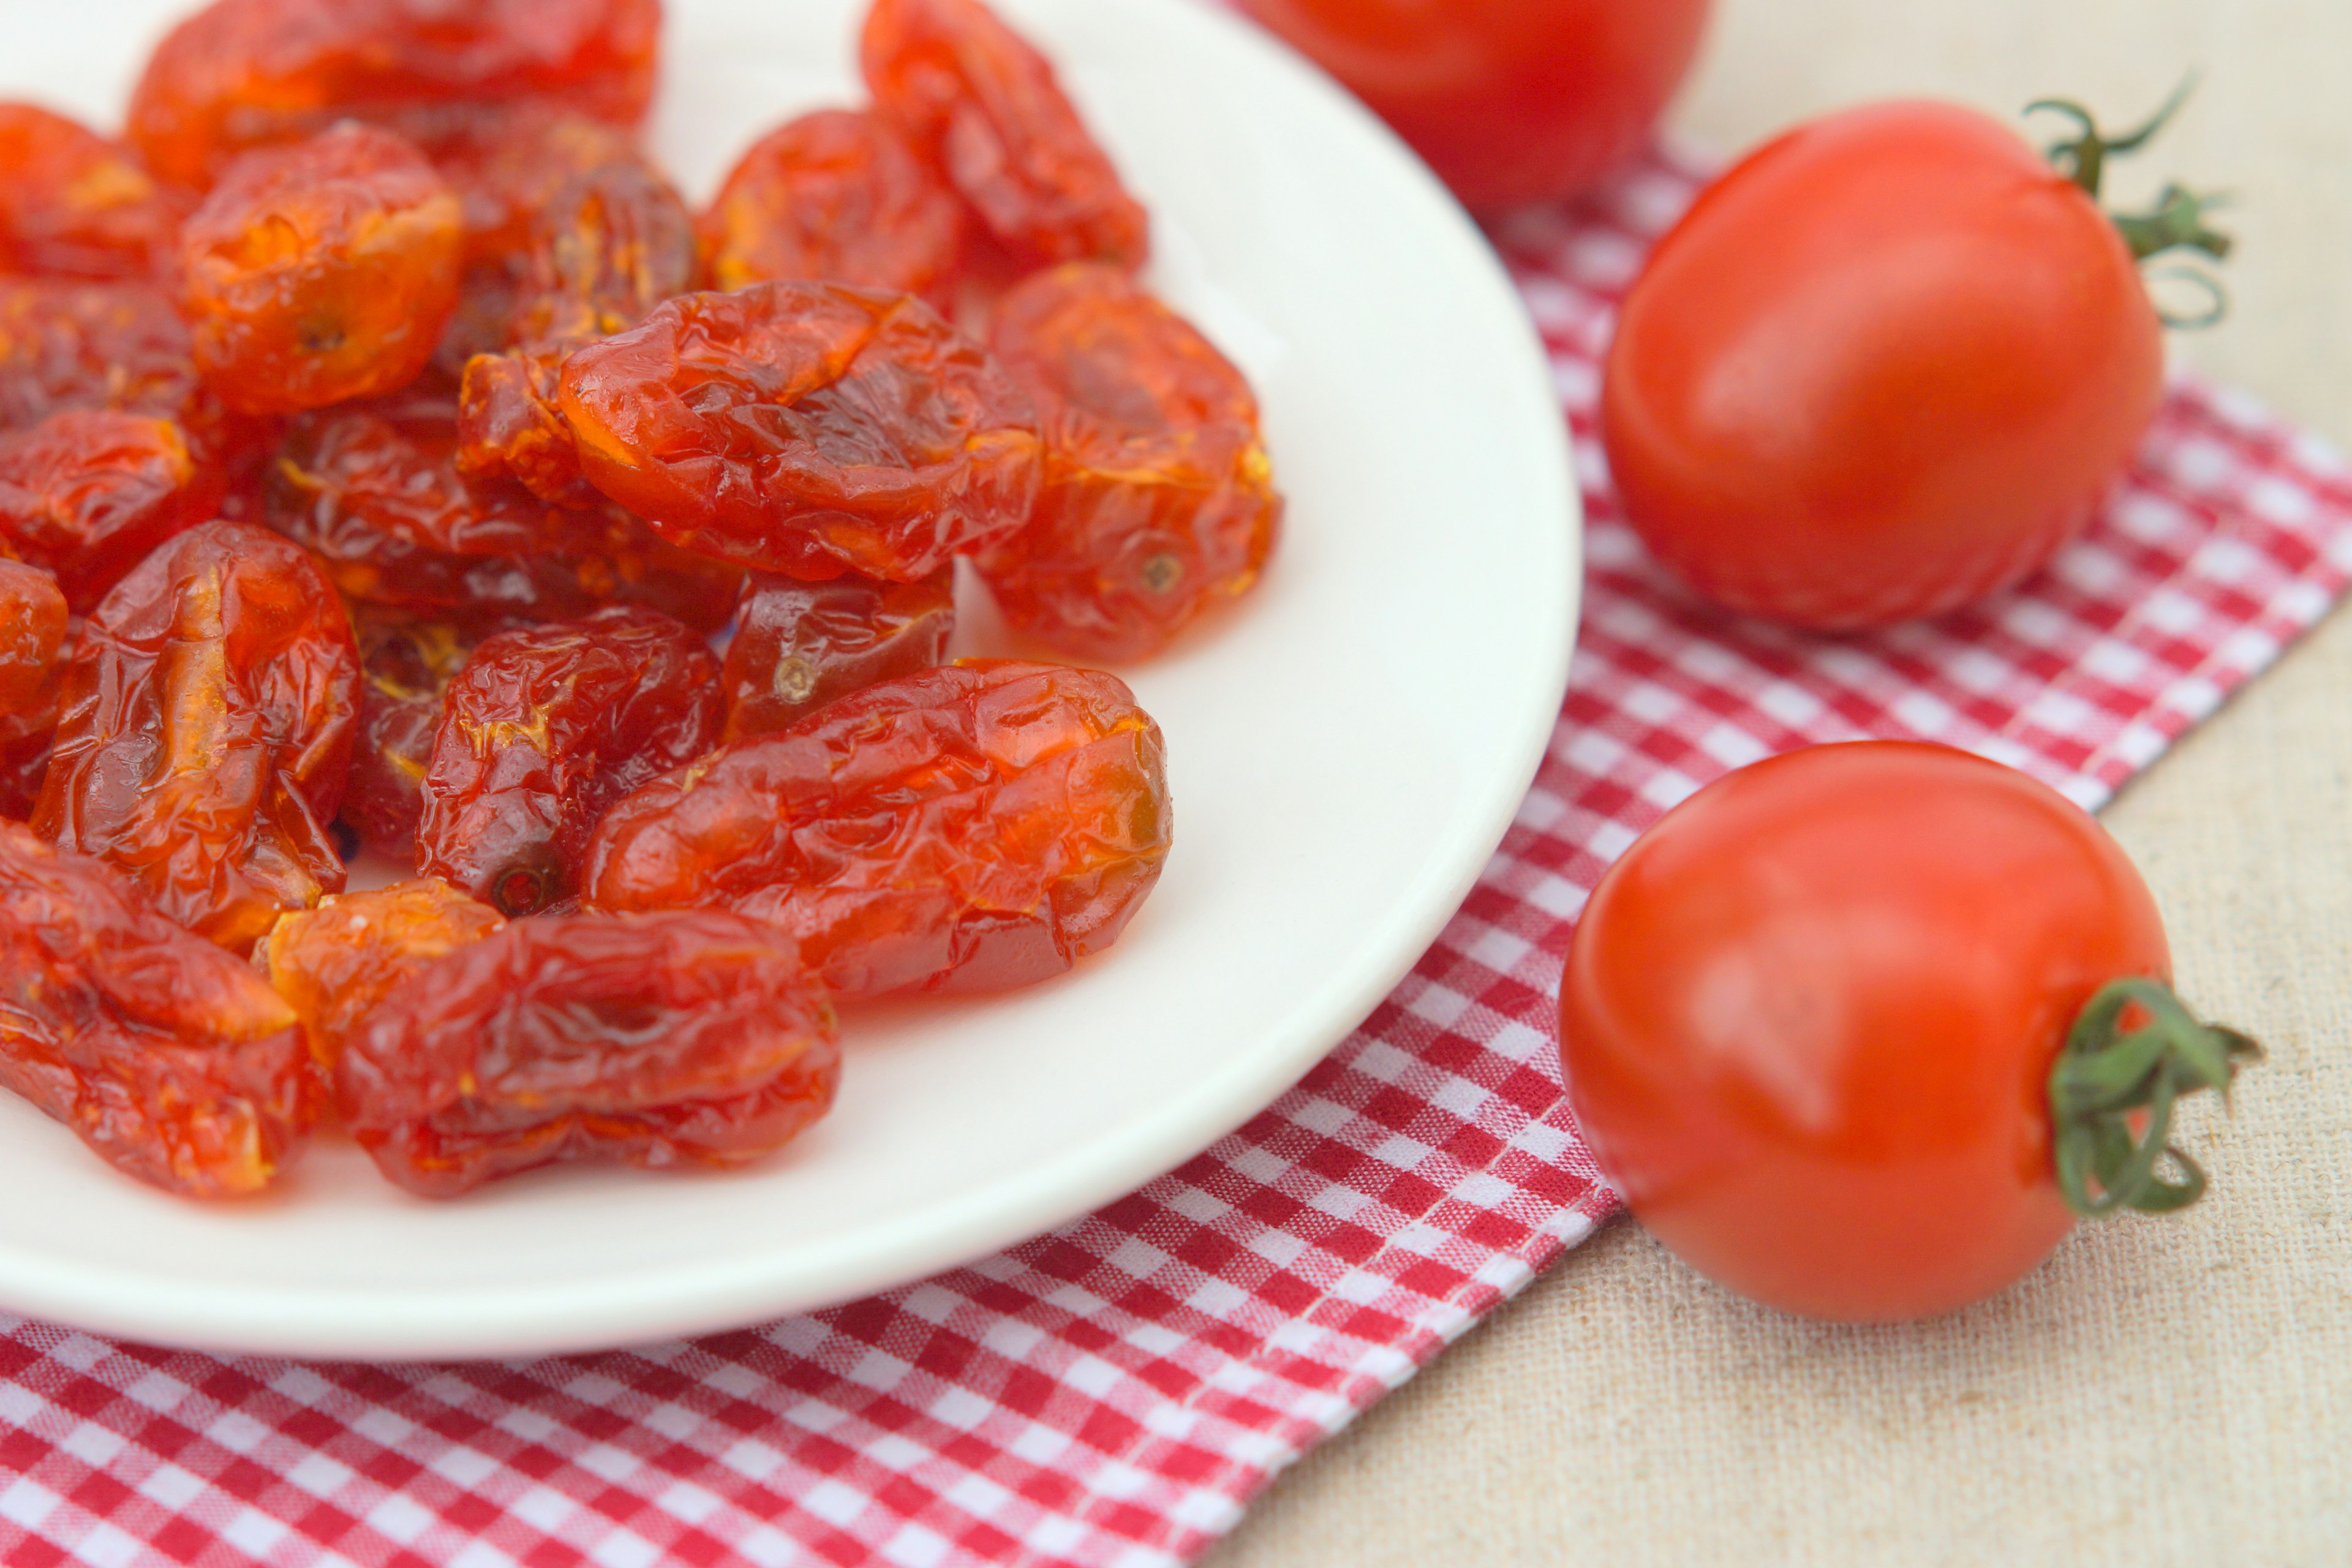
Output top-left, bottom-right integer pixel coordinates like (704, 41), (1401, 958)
(268, 393), (741, 630)
(0, 280), (249, 461)
(722, 567), (956, 742)
(0, 560), (67, 714)
(457, 341), (601, 508)
(560, 281), (1044, 582)
(0, 820), (312, 1197)
(258, 878), (505, 1069)
(862, 0), (1148, 271)
(518, 159), (698, 344)
(0, 616), (74, 820)
(699, 109), (965, 307)
(334, 909), (839, 1199)
(0, 104), (184, 281)
(585, 660), (1171, 999)
(415, 606), (722, 916)
(0, 410), (228, 614)
(33, 521), (361, 952)
(176, 123), (465, 416)
(981, 263), (1281, 662)
(342, 609), (491, 856)
(127, 0), (662, 192)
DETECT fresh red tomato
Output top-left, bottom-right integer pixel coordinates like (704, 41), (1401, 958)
(1235, 0), (1713, 209)
(1559, 742), (2174, 1322)
(1602, 101), (2165, 630)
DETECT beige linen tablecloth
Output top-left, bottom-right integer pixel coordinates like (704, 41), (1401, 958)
(1210, 2), (2352, 1562)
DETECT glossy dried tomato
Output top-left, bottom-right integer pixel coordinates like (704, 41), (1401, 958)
(128, 0), (662, 192)
(981, 263), (1281, 661)
(0, 409), (226, 612)
(415, 606), (722, 916)
(34, 521), (360, 952)
(176, 123), (464, 415)
(585, 660), (1170, 998)
(721, 567), (956, 741)
(0, 820), (312, 1197)
(0, 559), (67, 715)
(268, 393), (741, 630)
(0, 612), (72, 821)
(456, 341), (599, 508)
(0, 104), (182, 281)
(699, 108), (965, 307)
(862, 0), (1148, 271)
(258, 878), (505, 1069)
(342, 609), (491, 856)
(335, 910), (840, 1198)
(514, 157), (697, 345)
(0, 279), (245, 460)
(560, 281), (1043, 581)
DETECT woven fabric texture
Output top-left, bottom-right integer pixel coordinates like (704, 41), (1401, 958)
(5, 146), (2352, 1568)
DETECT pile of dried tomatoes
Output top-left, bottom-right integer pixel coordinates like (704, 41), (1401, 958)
(0, 0), (1283, 1200)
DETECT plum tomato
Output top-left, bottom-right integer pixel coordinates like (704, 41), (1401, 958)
(1600, 101), (2167, 630)
(1235, 0), (1711, 209)
(1559, 742), (2256, 1322)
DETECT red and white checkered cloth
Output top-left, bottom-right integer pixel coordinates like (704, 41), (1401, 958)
(6, 144), (2352, 1568)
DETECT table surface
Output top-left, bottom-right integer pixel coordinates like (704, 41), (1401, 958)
(1207, 1), (2352, 1563)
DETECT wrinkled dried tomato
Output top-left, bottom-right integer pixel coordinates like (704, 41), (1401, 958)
(335, 909), (838, 1199)
(259, 878), (505, 1069)
(0, 611), (72, 820)
(416, 606), (722, 916)
(268, 393), (741, 630)
(0, 409), (227, 613)
(0, 559), (66, 715)
(0, 279), (246, 461)
(515, 157), (697, 345)
(722, 567), (956, 741)
(34, 521), (360, 952)
(176, 123), (464, 416)
(342, 609), (491, 856)
(128, 0), (662, 192)
(586, 660), (1170, 998)
(862, 0), (1148, 271)
(456, 341), (598, 508)
(0, 104), (182, 281)
(981, 263), (1280, 661)
(560, 281), (1042, 581)
(0, 820), (312, 1197)
(699, 109), (964, 307)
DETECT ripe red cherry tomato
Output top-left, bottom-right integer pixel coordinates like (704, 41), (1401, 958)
(1559, 742), (2230, 1322)
(1602, 102), (2165, 630)
(1235, 0), (1713, 209)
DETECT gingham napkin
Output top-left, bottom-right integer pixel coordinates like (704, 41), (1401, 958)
(6, 144), (2351, 1568)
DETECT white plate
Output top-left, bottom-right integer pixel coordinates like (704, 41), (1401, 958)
(0, 0), (1578, 1359)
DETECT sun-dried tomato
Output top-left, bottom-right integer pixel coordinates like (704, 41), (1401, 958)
(127, 0), (662, 192)
(0, 820), (312, 1196)
(456, 341), (599, 508)
(0, 559), (66, 716)
(0, 409), (227, 613)
(0, 280), (248, 462)
(0, 608), (72, 820)
(981, 263), (1280, 661)
(268, 393), (741, 630)
(34, 521), (360, 952)
(586, 660), (1170, 998)
(258, 878), (505, 1070)
(722, 567), (956, 741)
(514, 158), (697, 345)
(699, 109), (965, 307)
(862, 0), (1148, 272)
(341, 608), (492, 856)
(416, 606), (722, 916)
(176, 124), (464, 416)
(560, 281), (1042, 581)
(0, 104), (183, 281)
(334, 908), (838, 1199)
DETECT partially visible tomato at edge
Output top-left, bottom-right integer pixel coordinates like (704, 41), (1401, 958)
(1234, 0), (1713, 209)
(1559, 742), (2170, 1322)
(1601, 100), (2166, 631)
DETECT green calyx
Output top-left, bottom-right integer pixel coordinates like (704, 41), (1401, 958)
(2048, 977), (2262, 1219)
(2024, 78), (2234, 325)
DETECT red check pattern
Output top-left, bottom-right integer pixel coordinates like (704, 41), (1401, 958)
(6, 145), (2352, 1568)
